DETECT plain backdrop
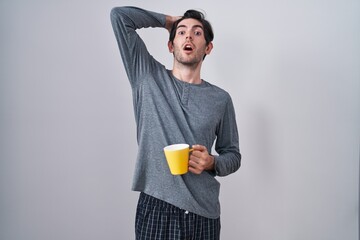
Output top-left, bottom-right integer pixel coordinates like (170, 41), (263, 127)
(1, 0), (359, 239)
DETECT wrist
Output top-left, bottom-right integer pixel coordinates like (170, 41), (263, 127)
(165, 15), (180, 32)
(206, 155), (215, 171)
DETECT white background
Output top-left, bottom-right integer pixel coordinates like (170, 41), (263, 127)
(1, 0), (359, 239)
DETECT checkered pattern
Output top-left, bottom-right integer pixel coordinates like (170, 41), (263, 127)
(135, 193), (221, 240)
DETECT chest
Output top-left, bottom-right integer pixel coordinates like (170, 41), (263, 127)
(134, 74), (227, 139)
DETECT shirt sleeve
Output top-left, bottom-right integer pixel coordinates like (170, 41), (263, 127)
(214, 97), (241, 176)
(110, 6), (166, 88)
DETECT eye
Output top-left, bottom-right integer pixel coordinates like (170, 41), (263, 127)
(178, 30), (185, 35)
(194, 31), (202, 36)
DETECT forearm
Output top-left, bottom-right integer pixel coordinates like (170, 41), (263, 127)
(213, 151), (241, 176)
(111, 6), (166, 31)
(214, 97), (241, 176)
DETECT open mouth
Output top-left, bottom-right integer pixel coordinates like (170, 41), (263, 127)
(183, 44), (194, 52)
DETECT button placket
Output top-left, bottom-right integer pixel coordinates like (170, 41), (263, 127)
(181, 84), (190, 105)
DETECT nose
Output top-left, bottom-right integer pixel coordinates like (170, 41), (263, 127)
(185, 31), (193, 40)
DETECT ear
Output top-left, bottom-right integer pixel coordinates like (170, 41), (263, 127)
(205, 42), (213, 55)
(168, 41), (174, 53)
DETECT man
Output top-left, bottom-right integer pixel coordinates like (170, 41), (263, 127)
(110, 6), (241, 239)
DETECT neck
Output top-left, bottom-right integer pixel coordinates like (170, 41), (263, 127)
(171, 62), (202, 84)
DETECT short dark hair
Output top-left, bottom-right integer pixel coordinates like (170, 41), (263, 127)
(169, 9), (214, 45)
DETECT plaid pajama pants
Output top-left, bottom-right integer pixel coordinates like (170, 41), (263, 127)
(135, 192), (221, 240)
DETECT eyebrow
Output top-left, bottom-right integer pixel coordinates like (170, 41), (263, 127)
(177, 24), (204, 30)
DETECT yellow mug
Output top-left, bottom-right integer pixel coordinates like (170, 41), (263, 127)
(163, 144), (193, 175)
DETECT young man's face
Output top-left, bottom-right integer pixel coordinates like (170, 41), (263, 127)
(168, 18), (213, 66)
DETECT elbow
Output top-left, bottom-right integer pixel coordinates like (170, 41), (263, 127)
(110, 7), (122, 21)
(214, 151), (241, 177)
(110, 7), (119, 23)
(235, 152), (241, 172)
(110, 6), (128, 22)
(229, 152), (241, 174)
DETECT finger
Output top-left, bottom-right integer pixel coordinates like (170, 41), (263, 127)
(189, 157), (206, 171)
(192, 144), (206, 151)
(189, 154), (204, 164)
(190, 150), (202, 158)
(188, 165), (202, 175)
(188, 158), (199, 167)
(190, 148), (209, 160)
(192, 146), (208, 158)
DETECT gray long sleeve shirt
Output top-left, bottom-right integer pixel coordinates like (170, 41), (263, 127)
(110, 6), (241, 219)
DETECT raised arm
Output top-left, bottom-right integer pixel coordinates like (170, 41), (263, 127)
(110, 7), (167, 87)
